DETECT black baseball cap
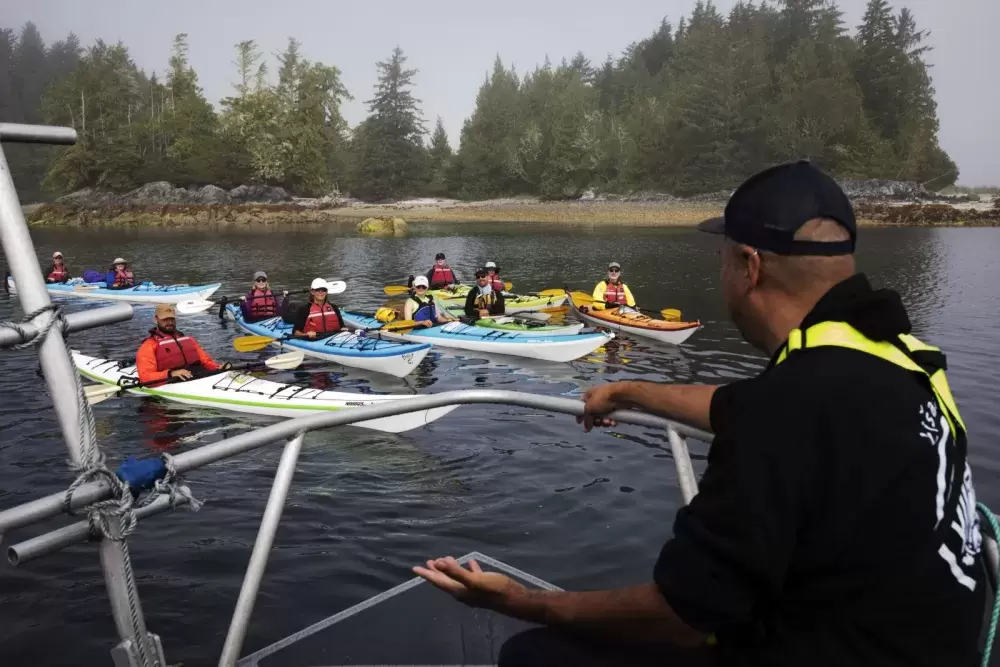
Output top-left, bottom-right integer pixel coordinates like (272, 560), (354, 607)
(697, 160), (856, 256)
(435, 252), (446, 260)
(475, 268), (488, 278)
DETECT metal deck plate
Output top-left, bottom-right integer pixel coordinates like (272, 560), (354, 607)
(239, 552), (561, 667)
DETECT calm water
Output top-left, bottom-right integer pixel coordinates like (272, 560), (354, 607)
(1, 223), (999, 665)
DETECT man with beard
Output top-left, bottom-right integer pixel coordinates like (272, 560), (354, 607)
(137, 304), (227, 385)
(412, 161), (986, 667)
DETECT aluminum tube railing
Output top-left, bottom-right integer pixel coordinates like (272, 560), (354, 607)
(0, 303), (134, 349)
(0, 122), (77, 144)
(218, 433), (306, 667)
(1, 127), (158, 665)
(8, 494), (191, 566)
(0, 390), (712, 542)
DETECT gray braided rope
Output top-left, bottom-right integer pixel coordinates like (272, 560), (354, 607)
(0, 303), (66, 350)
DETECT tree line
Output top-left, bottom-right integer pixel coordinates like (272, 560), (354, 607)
(0, 0), (957, 203)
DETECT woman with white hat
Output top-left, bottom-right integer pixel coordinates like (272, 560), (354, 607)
(484, 261), (505, 292)
(45, 251), (69, 284)
(403, 276), (458, 328)
(291, 278), (345, 339)
(105, 257), (135, 290)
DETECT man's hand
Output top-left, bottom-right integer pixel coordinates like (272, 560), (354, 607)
(306, 331), (317, 339)
(221, 362), (233, 371)
(413, 557), (527, 612)
(169, 368), (193, 381)
(577, 383), (626, 432)
(240, 296), (247, 301)
(478, 308), (489, 317)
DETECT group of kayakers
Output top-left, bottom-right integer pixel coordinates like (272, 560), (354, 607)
(42, 252), (136, 289)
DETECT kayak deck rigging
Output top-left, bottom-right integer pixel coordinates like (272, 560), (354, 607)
(1, 122), (999, 667)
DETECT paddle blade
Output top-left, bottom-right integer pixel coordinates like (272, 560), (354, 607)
(326, 280), (347, 295)
(382, 319), (418, 332)
(383, 285), (411, 295)
(263, 351), (305, 370)
(570, 291), (596, 304)
(504, 281), (513, 291)
(84, 383), (126, 406)
(176, 299), (215, 315)
(512, 311), (551, 322)
(660, 308), (682, 322)
(233, 335), (276, 352)
(539, 305), (569, 315)
(535, 288), (566, 297)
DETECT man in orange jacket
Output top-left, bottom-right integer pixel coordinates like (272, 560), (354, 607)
(136, 304), (228, 385)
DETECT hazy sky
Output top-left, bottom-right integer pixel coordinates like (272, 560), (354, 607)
(6, 0), (998, 185)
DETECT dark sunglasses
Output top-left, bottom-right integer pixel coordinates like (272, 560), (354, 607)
(255, 278), (267, 283)
(415, 285), (428, 290)
(608, 268), (621, 273)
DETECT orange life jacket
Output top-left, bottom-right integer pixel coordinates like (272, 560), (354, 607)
(48, 264), (68, 282)
(112, 267), (134, 287)
(303, 302), (342, 334)
(604, 280), (628, 305)
(149, 328), (201, 372)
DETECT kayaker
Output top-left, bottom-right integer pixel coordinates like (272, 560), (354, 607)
(404, 275), (457, 328)
(105, 257), (135, 289)
(292, 278), (344, 340)
(590, 261), (635, 310)
(464, 268), (506, 319)
(45, 251), (69, 283)
(240, 270), (287, 323)
(415, 161), (986, 667)
(426, 252), (459, 289)
(136, 304), (227, 385)
(484, 261), (505, 292)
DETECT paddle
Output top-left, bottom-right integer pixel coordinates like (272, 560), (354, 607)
(569, 290), (681, 321)
(176, 299), (216, 315)
(83, 351), (306, 405)
(384, 281), (512, 296)
(216, 280), (346, 319)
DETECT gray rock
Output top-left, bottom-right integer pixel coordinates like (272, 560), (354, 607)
(56, 188), (120, 207)
(228, 184), (291, 203)
(191, 185), (231, 204)
(123, 181), (187, 204)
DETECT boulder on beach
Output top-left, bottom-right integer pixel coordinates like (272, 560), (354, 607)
(228, 184), (291, 203)
(191, 185), (231, 204)
(357, 216), (407, 236)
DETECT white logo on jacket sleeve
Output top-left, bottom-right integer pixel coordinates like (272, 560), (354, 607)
(920, 400), (981, 591)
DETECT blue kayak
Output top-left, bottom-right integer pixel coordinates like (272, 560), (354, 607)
(7, 277), (221, 304)
(342, 311), (614, 363)
(225, 304), (430, 378)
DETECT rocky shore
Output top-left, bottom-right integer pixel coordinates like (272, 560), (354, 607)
(22, 179), (1000, 228)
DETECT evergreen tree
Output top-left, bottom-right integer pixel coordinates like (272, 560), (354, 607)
(350, 46), (426, 200)
(426, 117), (453, 196)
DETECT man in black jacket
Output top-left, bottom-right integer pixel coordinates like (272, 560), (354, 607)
(413, 161), (987, 667)
(464, 268), (506, 320)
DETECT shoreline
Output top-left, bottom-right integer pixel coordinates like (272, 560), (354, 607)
(21, 195), (1000, 228)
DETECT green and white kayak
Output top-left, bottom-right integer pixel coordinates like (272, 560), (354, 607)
(72, 351), (456, 433)
(436, 303), (582, 335)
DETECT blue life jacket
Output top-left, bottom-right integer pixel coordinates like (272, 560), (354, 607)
(409, 295), (436, 322)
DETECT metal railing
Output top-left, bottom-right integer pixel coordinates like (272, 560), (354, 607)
(1, 122), (995, 667)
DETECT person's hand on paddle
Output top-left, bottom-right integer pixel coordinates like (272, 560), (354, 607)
(413, 557), (526, 611)
(169, 368), (194, 381)
(578, 383), (622, 432)
(221, 362), (233, 370)
(478, 308), (490, 318)
(305, 331), (318, 339)
(419, 319), (434, 328)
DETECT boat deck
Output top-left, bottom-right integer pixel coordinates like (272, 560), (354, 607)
(238, 552), (560, 667)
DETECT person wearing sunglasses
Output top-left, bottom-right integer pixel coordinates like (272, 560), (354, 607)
(46, 250), (70, 284)
(591, 261), (636, 310)
(239, 271), (288, 323)
(464, 268), (506, 319)
(426, 252), (460, 290)
(404, 275), (458, 328)
(292, 278), (345, 340)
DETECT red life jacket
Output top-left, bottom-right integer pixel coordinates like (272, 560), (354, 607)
(430, 266), (456, 286)
(303, 302), (341, 334)
(48, 264), (68, 282)
(113, 267), (134, 287)
(604, 280), (628, 305)
(149, 328), (202, 372)
(488, 275), (504, 292)
(248, 288), (277, 318)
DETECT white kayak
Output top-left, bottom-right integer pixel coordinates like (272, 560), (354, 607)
(7, 277), (221, 304)
(343, 312), (614, 363)
(224, 304), (431, 378)
(72, 352), (457, 433)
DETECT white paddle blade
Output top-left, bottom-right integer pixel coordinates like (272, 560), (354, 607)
(325, 280), (347, 295)
(513, 312), (551, 322)
(263, 351), (305, 370)
(175, 299), (215, 314)
(84, 383), (127, 405)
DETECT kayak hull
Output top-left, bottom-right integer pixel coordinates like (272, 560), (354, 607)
(225, 304), (430, 378)
(73, 352), (455, 433)
(432, 289), (567, 314)
(8, 277), (221, 304)
(568, 296), (700, 345)
(343, 312), (613, 363)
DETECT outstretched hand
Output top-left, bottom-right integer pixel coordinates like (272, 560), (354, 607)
(577, 383), (621, 432)
(413, 557), (526, 611)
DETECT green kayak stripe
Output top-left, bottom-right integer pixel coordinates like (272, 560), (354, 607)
(78, 366), (347, 412)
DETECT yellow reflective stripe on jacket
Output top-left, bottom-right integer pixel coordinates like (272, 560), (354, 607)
(775, 321), (966, 435)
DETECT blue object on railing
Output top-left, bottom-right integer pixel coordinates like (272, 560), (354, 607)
(116, 456), (167, 497)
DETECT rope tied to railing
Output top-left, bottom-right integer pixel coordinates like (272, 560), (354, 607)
(0, 303), (68, 349)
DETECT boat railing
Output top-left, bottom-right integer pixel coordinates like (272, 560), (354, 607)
(1, 123), (997, 667)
